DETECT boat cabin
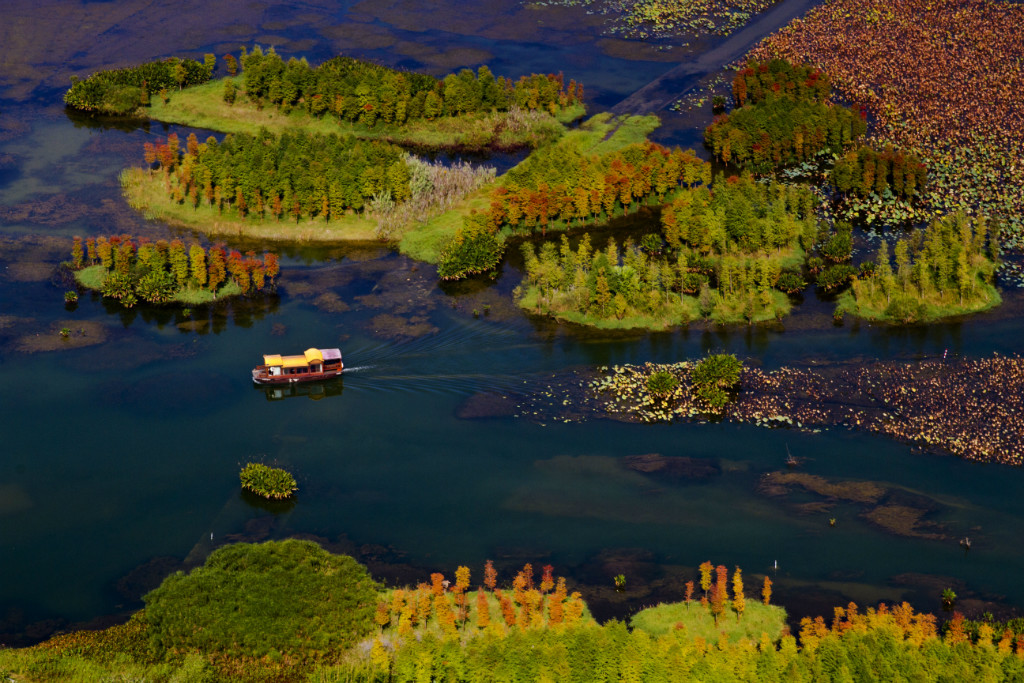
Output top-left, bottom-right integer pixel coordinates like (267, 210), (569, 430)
(252, 348), (343, 384)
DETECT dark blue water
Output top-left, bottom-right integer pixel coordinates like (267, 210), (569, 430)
(2, 0), (1023, 645)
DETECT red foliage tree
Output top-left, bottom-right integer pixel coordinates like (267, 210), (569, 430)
(483, 559), (497, 591)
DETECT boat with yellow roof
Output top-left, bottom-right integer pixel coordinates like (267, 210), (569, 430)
(252, 348), (343, 385)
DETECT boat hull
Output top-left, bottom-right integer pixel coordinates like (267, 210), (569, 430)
(252, 368), (343, 385)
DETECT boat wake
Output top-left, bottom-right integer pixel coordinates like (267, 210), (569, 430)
(341, 365), (375, 373)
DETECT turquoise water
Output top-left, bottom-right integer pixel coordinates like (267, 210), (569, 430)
(2, 0), (1024, 644)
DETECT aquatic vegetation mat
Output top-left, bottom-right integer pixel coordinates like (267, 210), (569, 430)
(751, 0), (1024, 239)
(471, 355), (1024, 465)
(534, 0), (782, 46)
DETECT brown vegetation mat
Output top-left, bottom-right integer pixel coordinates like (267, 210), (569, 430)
(469, 355), (1024, 465)
(750, 0), (1024, 228)
(753, 0), (1023, 149)
(732, 356), (1024, 465)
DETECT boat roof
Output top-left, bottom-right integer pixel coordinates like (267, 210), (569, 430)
(262, 348), (341, 367)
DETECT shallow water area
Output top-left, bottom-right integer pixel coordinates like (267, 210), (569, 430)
(2, 0), (1024, 647)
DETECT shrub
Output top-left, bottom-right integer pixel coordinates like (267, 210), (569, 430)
(776, 270), (806, 294)
(646, 370), (679, 396)
(691, 353), (743, 410)
(239, 462), (297, 499)
(144, 540), (381, 667)
(817, 263), (856, 292)
(437, 214), (506, 280)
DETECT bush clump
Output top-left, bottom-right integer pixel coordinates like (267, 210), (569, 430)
(646, 370), (680, 396)
(65, 57), (213, 115)
(239, 462), (297, 499)
(691, 353), (743, 410)
(143, 540), (381, 669)
(437, 214), (506, 280)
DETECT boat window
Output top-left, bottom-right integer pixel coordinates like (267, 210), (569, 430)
(270, 367), (281, 376)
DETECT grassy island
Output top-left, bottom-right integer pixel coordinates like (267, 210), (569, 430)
(69, 235), (277, 308)
(120, 46), (585, 153)
(2, 540), (1021, 682)
(402, 112), (665, 268)
(516, 174), (814, 328)
(149, 76), (583, 152)
(835, 212), (1001, 323)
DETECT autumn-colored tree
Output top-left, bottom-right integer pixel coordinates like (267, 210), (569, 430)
(430, 572), (445, 597)
(548, 577), (567, 624)
(207, 245), (226, 292)
(540, 565), (555, 594)
(71, 236), (83, 269)
(263, 252), (280, 285)
(475, 588), (490, 629)
(946, 612), (968, 645)
(85, 237), (97, 265)
(685, 581), (695, 609)
(732, 568), (746, 621)
(564, 592), (585, 625)
(398, 595), (416, 635)
(168, 239), (189, 287)
(762, 576), (772, 605)
(226, 250), (250, 293)
(496, 590), (516, 627)
(710, 565), (728, 625)
(519, 590), (536, 630)
(484, 559), (497, 591)
(223, 54), (238, 77)
(512, 572), (527, 606)
(189, 244), (207, 289)
(143, 142), (157, 168)
(374, 601), (390, 631)
(699, 561), (714, 598)
(455, 566), (471, 594)
(95, 237), (113, 269)
(416, 584), (432, 623)
(250, 260), (265, 292)
(114, 239), (134, 276)
(390, 589), (406, 619)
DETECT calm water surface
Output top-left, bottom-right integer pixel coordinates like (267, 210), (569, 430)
(1, 0), (1023, 644)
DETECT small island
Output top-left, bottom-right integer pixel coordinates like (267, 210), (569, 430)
(239, 462), (297, 500)
(69, 234), (279, 307)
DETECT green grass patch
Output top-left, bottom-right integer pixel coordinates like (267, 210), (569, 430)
(397, 187), (493, 264)
(173, 280), (242, 305)
(120, 168), (378, 243)
(74, 264), (107, 290)
(835, 281), (1001, 323)
(631, 599), (787, 643)
(148, 78), (577, 151)
(517, 286), (702, 331)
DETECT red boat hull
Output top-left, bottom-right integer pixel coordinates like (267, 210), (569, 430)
(252, 367), (343, 385)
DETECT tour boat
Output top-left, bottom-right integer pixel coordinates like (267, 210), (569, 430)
(252, 348), (343, 384)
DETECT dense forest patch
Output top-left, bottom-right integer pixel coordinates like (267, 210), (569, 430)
(68, 234), (278, 307)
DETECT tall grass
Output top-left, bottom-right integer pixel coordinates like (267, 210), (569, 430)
(372, 154), (497, 241)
